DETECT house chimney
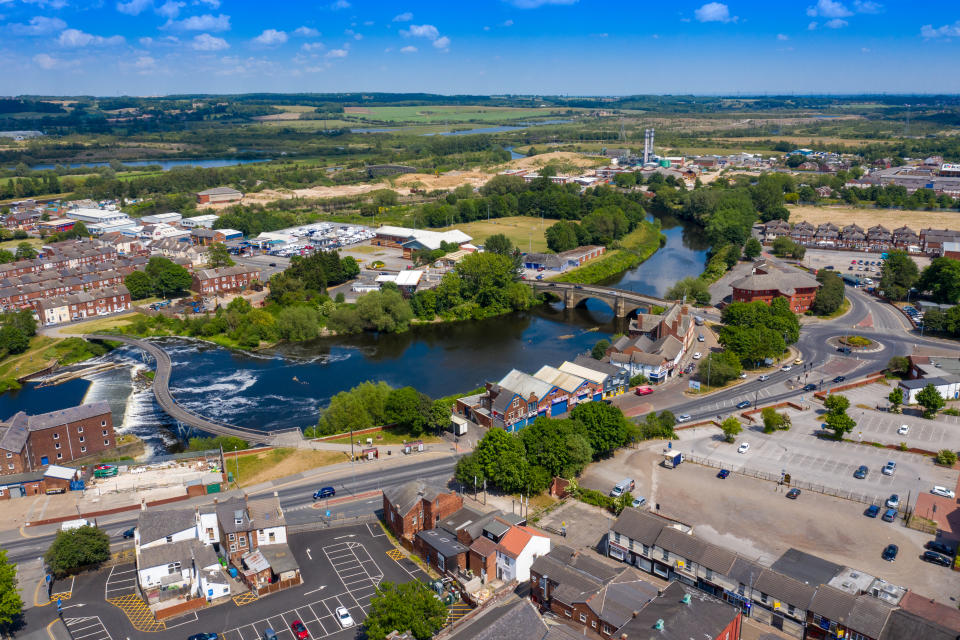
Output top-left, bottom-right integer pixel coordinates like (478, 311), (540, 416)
(632, 610), (638, 618)
(140, 499), (146, 511)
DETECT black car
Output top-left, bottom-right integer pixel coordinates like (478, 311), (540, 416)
(735, 400), (751, 409)
(122, 527), (135, 539)
(803, 383), (816, 391)
(786, 488), (801, 499)
(313, 486), (335, 500)
(882, 544), (898, 561)
(853, 465), (869, 479)
(922, 551), (952, 567)
(926, 540), (955, 556)
(717, 469), (730, 479)
(832, 375), (846, 383)
(268, 262), (277, 267)
(188, 634), (219, 640)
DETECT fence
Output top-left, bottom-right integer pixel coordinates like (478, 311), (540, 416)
(682, 453), (895, 509)
(286, 513), (378, 534)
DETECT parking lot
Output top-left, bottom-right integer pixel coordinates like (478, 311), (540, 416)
(63, 616), (113, 640)
(802, 248), (931, 274)
(678, 403), (959, 507)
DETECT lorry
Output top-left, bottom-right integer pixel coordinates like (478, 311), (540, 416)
(61, 519), (90, 531)
(663, 450), (684, 468)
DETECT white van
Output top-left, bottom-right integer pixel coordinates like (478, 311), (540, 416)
(610, 478), (635, 498)
(60, 519), (90, 531)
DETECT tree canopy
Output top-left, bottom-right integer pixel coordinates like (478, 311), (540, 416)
(364, 581), (448, 640)
(879, 251), (919, 301)
(44, 526), (110, 577)
(0, 549), (22, 631)
(918, 257), (960, 304)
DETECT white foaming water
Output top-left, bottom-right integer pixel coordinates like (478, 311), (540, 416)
(173, 369), (259, 396)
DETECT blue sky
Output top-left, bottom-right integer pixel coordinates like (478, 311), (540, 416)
(0, 0), (958, 96)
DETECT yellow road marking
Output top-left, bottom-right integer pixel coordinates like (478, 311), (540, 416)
(386, 549), (404, 561)
(232, 592), (258, 607)
(107, 594), (166, 632)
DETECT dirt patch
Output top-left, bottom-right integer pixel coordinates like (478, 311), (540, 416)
(498, 151), (606, 172)
(394, 171), (492, 190)
(239, 449), (347, 487)
(254, 112), (305, 121)
(788, 205), (960, 232)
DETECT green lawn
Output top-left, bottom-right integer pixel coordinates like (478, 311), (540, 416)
(321, 427), (442, 446)
(435, 216), (550, 253)
(345, 105), (573, 124)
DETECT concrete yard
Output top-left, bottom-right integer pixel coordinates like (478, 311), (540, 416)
(801, 248), (930, 274)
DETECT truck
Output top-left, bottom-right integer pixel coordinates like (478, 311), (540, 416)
(450, 415), (468, 436)
(61, 519), (90, 531)
(663, 450), (684, 468)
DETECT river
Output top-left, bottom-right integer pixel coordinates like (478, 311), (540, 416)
(0, 214), (707, 453)
(23, 158), (270, 172)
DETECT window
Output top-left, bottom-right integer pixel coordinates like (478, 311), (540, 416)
(591, 621), (596, 629)
(228, 533), (235, 542)
(603, 626), (612, 635)
(104, 440), (110, 445)
(613, 532), (621, 544)
(55, 443), (61, 450)
(207, 528), (215, 540)
(7, 464), (13, 470)
(579, 614), (586, 623)
(166, 536), (173, 543)
(788, 605), (796, 616)
(77, 427), (83, 433)
(738, 583), (746, 596)
(412, 515), (418, 526)
(269, 531), (275, 543)
(102, 430), (108, 436)
(705, 568), (713, 580)
(438, 555), (445, 572)
(53, 433), (59, 440)
(661, 548), (669, 561)
(760, 592), (768, 604)
(258, 529), (264, 536)
(167, 561), (181, 574)
(56, 453), (62, 459)
(239, 536), (247, 547)
(229, 544), (237, 552)
(564, 610), (571, 618)
(101, 420), (106, 427)
(4, 453), (10, 458)
(78, 437), (84, 443)
(80, 447), (86, 453)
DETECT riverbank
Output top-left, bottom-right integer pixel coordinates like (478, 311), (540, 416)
(0, 336), (116, 393)
(553, 219), (664, 285)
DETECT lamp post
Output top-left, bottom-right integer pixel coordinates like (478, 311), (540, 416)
(234, 445), (239, 486)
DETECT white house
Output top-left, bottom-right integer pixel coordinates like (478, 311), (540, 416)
(134, 507), (200, 550)
(495, 525), (551, 583)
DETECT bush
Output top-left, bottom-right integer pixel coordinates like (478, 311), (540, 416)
(44, 526), (110, 577)
(761, 407), (791, 433)
(943, 407), (960, 417)
(629, 374), (648, 387)
(935, 449), (958, 466)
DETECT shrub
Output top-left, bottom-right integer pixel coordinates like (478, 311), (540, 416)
(44, 526), (110, 577)
(935, 449), (958, 466)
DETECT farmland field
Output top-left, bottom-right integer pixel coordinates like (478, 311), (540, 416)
(434, 215), (550, 252)
(343, 105), (575, 123)
(787, 205), (960, 231)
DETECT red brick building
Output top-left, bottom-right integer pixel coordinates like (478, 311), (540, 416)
(730, 261), (820, 313)
(0, 402), (115, 475)
(381, 480), (463, 543)
(196, 187), (243, 204)
(192, 265), (261, 295)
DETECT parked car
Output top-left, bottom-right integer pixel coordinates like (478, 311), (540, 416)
(882, 461), (896, 476)
(882, 508), (898, 523)
(677, 414), (691, 423)
(697, 334), (705, 342)
(897, 425), (909, 435)
(794, 357), (804, 365)
(188, 635), (218, 640)
(932, 486), (956, 499)
(692, 352), (702, 360)
(336, 607), (355, 629)
(832, 375), (846, 383)
(122, 527), (135, 539)
(926, 540), (955, 556)
(922, 551), (952, 567)
(634, 386), (653, 396)
(737, 442), (750, 454)
(291, 620), (309, 640)
(882, 544), (898, 561)
(786, 488), (801, 499)
(854, 465), (869, 479)
(865, 505), (880, 518)
(717, 469), (730, 479)
(631, 496), (647, 508)
(262, 629), (278, 640)
(313, 487), (335, 500)
(739, 372), (748, 379)
(851, 260), (857, 265)
(758, 374), (770, 381)
(886, 494), (900, 509)
(736, 400), (751, 409)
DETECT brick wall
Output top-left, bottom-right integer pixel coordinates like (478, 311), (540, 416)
(24, 411), (115, 471)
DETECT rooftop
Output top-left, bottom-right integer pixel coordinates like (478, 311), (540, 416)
(771, 547), (843, 588)
(615, 581), (740, 640)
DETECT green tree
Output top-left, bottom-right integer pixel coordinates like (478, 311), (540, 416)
(887, 356), (910, 377)
(761, 407), (791, 433)
(569, 402), (631, 457)
(207, 242), (235, 268)
(700, 350), (742, 386)
(916, 383), (945, 419)
(0, 250), (14, 264)
(0, 326), (29, 355)
(743, 237), (763, 260)
(823, 394), (855, 440)
(484, 233), (514, 256)
(887, 387), (904, 414)
(44, 526), (110, 577)
(0, 549), (22, 632)
(124, 270), (154, 300)
(879, 251), (919, 301)
(824, 394), (850, 414)
(665, 277), (711, 305)
(14, 242), (36, 260)
(918, 257), (960, 304)
(811, 270), (845, 315)
(385, 386), (433, 435)
(364, 581), (448, 640)
(275, 306), (320, 341)
(473, 427), (529, 493)
(518, 417), (592, 478)
(317, 388), (374, 435)
(145, 257), (192, 297)
(545, 220), (580, 253)
(935, 449), (958, 466)
(720, 417), (742, 442)
(591, 339), (610, 360)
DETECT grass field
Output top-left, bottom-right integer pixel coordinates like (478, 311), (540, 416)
(321, 427), (442, 446)
(787, 205), (960, 231)
(435, 215), (549, 252)
(229, 448), (347, 487)
(343, 105), (571, 124)
(0, 237), (44, 251)
(259, 119), (355, 130)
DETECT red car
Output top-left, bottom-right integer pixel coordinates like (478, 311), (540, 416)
(634, 386), (653, 396)
(291, 621), (308, 640)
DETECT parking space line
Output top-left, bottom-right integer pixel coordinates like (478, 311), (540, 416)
(164, 611), (199, 629)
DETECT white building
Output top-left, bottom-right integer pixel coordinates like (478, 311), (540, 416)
(495, 525), (551, 583)
(64, 207), (130, 225)
(180, 214), (220, 229)
(141, 212), (183, 225)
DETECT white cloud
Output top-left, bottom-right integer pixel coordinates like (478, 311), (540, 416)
(329, 0), (349, 9)
(301, 41), (325, 51)
(393, 11), (412, 22)
(402, 24), (439, 39)
(293, 26), (319, 37)
(7, 15), (66, 35)
(134, 55), (156, 68)
(860, 47), (870, 52)
(432, 35), (450, 49)
(502, 19), (514, 26)
(807, 21), (818, 29)
(694, 2), (736, 23)
(191, 32), (228, 50)
(116, 0), (151, 15)
(505, 0), (576, 7)
(253, 29), (287, 45)
(156, 1), (184, 18)
(33, 53), (58, 69)
(325, 48), (348, 58)
(194, 0), (219, 6)
(806, 0), (852, 18)
(399, 45), (417, 53)
(164, 13), (230, 31)
(353, 33), (363, 40)
(854, 0), (883, 13)
(777, 33), (789, 40)
(58, 28), (125, 47)
(824, 18), (848, 28)
(921, 21), (960, 39)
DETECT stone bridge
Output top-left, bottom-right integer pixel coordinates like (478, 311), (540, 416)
(528, 281), (672, 317)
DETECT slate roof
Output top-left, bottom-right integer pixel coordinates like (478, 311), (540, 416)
(898, 591), (960, 634)
(470, 535), (498, 558)
(731, 266), (820, 295)
(383, 480), (445, 517)
(498, 369), (553, 400)
(2, 402), (112, 434)
(754, 569), (817, 610)
(809, 584), (857, 624)
(483, 518), (511, 539)
(572, 355), (623, 378)
(137, 508), (198, 545)
(247, 496), (285, 529)
(445, 598), (547, 640)
(847, 595), (896, 639)
(0, 412), (30, 454)
(880, 609), (959, 640)
(138, 539), (198, 570)
(558, 361), (607, 385)
(586, 568), (658, 629)
(725, 556), (766, 587)
(615, 581), (740, 640)
(438, 505), (487, 537)
(416, 529), (468, 558)
(193, 265), (260, 280)
(259, 543), (299, 574)
(771, 548), (843, 587)
(610, 508), (667, 546)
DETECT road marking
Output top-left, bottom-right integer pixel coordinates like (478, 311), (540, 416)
(305, 548), (312, 560)
(304, 585), (327, 595)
